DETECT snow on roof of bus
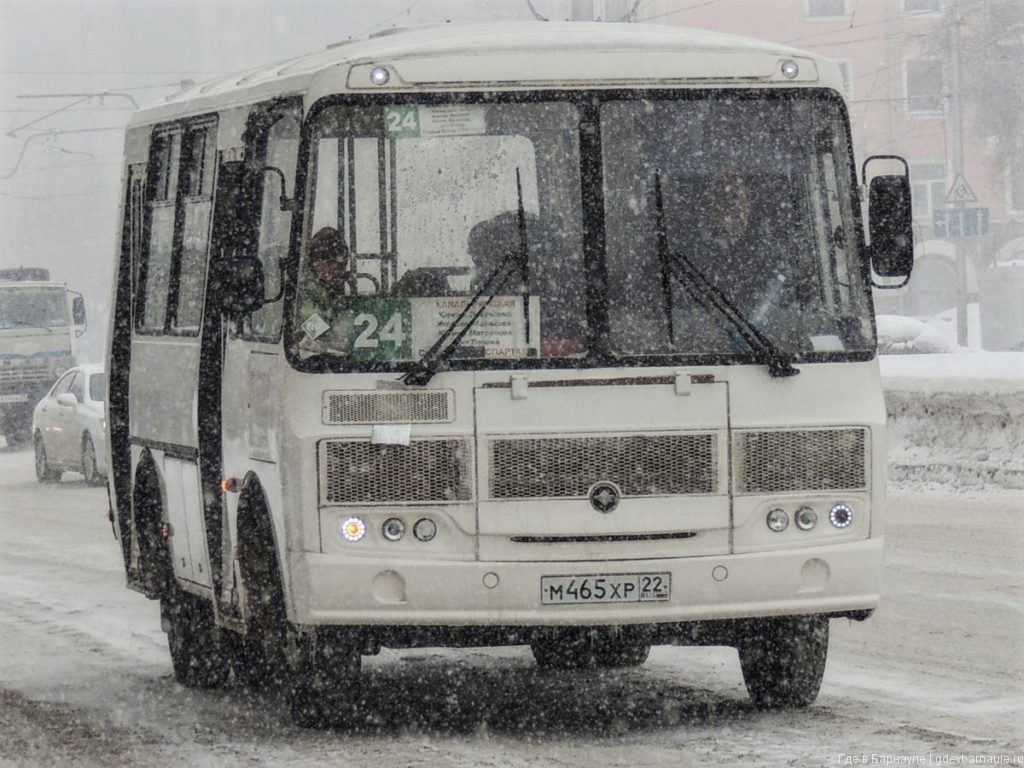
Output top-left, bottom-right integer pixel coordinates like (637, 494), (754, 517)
(141, 21), (827, 120)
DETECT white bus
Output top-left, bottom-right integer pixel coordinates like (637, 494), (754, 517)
(106, 22), (913, 726)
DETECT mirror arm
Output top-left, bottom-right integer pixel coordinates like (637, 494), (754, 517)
(263, 258), (287, 304)
(262, 166), (294, 211)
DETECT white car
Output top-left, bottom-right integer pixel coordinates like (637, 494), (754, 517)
(32, 363), (107, 485)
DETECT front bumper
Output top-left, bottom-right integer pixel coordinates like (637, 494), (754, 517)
(288, 537), (883, 628)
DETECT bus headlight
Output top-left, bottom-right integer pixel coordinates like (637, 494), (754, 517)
(794, 506), (818, 531)
(781, 60), (800, 79)
(413, 518), (437, 542)
(829, 503), (854, 528)
(369, 66), (390, 86)
(382, 517), (405, 542)
(341, 516), (366, 542)
(766, 508), (789, 532)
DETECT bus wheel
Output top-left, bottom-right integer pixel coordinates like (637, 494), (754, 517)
(34, 433), (61, 483)
(737, 615), (829, 709)
(287, 633), (362, 728)
(161, 589), (231, 689)
(80, 434), (102, 486)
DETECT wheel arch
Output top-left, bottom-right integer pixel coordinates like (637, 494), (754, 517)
(235, 471), (289, 623)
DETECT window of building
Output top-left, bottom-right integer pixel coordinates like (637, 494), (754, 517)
(903, 0), (941, 14)
(806, 0), (848, 18)
(905, 59), (944, 113)
(910, 162), (947, 223)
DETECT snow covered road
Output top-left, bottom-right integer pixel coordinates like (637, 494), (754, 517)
(0, 445), (1020, 767)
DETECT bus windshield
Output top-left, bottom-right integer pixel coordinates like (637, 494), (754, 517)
(0, 286), (69, 330)
(603, 92), (873, 359)
(293, 91), (872, 369)
(295, 100), (586, 365)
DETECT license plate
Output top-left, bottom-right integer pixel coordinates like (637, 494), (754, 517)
(541, 572), (671, 605)
(0, 394), (27, 404)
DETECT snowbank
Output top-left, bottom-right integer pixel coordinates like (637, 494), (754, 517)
(881, 352), (1024, 491)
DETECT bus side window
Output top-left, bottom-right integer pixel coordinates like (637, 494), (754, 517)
(137, 129), (180, 332)
(172, 121), (217, 333)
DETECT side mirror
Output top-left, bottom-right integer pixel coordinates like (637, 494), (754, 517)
(862, 156), (914, 288)
(56, 392), (78, 408)
(72, 295), (86, 326)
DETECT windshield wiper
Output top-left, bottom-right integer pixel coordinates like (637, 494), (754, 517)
(401, 170), (531, 386)
(653, 174), (799, 378)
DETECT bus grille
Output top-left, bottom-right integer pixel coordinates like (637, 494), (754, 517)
(320, 438), (471, 503)
(488, 433), (717, 499)
(734, 428), (868, 493)
(323, 390), (451, 424)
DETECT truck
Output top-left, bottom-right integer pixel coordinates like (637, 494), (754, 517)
(0, 267), (86, 446)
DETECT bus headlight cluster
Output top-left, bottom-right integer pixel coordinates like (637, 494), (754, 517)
(340, 516), (439, 544)
(765, 503), (856, 532)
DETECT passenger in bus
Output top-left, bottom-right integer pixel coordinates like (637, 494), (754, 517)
(297, 226), (353, 353)
(690, 168), (814, 334)
(466, 212), (586, 357)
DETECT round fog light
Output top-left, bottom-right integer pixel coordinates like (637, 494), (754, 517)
(766, 508), (789, 532)
(413, 518), (437, 542)
(829, 503), (854, 528)
(794, 506), (818, 531)
(340, 516), (366, 542)
(382, 517), (405, 541)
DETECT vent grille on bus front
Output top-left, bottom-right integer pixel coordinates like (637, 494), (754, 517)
(488, 433), (718, 499)
(323, 390), (452, 424)
(320, 438), (471, 503)
(734, 428), (868, 493)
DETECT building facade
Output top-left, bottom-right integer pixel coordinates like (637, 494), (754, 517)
(629, 0), (1024, 328)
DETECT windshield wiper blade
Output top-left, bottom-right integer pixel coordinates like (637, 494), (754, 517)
(402, 170), (532, 387)
(653, 174), (799, 378)
(401, 257), (524, 386)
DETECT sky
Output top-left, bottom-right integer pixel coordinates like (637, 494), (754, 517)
(0, 0), (536, 362)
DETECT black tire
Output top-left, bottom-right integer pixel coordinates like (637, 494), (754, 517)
(34, 433), (61, 483)
(737, 615), (829, 709)
(80, 434), (103, 486)
(288, 634), (362, 728)
(531, 628), (651, 670)
(161, 588), (231, 689)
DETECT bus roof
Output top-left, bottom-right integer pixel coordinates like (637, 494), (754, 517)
(131, 22), (842, 126)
